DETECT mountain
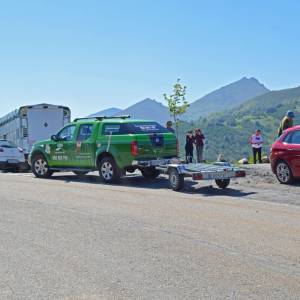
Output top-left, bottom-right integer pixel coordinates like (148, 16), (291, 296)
(178, 85), (300, 161)
(90, 98), (171, 125)
(121, 98), (171, 124)
(183, 77), (269, 121)
(89, 77), (269, 126)
(90, 107), (122, 117)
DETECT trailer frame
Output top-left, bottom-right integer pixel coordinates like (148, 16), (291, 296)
(155, 161), (246, 191)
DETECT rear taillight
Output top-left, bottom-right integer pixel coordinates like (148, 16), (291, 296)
(0, 148), (3, 152)
(192, 173), (203, 180)
(131, 141), (139, 156)
(235, 170), (246, 178)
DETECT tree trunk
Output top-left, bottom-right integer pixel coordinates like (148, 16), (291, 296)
(173, 114), (178, 140)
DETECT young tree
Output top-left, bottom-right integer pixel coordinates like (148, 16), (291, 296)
(164, 79), (189, 138)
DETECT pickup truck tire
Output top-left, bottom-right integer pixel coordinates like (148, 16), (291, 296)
(31, 154), (53, 178)
(99, 157), (121, 183)
(215, 179), (230, 189)
(141, 167), (160, 179)
(169, 168), (184, 191)
(73, 171), (89, 177)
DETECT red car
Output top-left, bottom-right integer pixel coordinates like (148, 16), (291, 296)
(270, 125), (300, 184)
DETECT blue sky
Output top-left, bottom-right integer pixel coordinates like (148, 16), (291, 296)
(0, 0), (299, 118)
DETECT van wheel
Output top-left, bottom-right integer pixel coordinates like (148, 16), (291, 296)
(99, 157), (120, 183)
(276, 160), (294, 184)
(32, 155), (53, 178)
(169, 168), (184, 191)
(141, 167), (160, 179)
(215, 179), (230, 189)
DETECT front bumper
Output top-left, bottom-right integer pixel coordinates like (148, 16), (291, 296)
(0, 160), (27, 171)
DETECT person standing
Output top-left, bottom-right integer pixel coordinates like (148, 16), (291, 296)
(278, 110), (295, 137)
(194, 128), (205, 163)
(185, 130), (194, 163)
(250, 129), (263, 164)
(166, 121), (175, 134)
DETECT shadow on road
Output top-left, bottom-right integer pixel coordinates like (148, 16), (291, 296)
(183, 182), (257, 198)
(49, 173), (255, 198)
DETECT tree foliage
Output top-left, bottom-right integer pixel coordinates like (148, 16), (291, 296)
(164, 79), (189, 138)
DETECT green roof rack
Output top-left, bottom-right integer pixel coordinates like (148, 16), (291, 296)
(73, 115), (131, 122)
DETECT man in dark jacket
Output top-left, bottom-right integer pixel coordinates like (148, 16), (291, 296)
(166, 121), (175, 134)
(194, 128), (205, 163)
(278, 111), (295, 137)
(185, 131), (194, 163)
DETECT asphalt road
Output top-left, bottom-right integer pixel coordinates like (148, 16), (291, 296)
(0, 172), (300, 299)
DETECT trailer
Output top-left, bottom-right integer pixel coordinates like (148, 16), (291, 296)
(0, 104), (71, 157)
(156, 161), (246, 191)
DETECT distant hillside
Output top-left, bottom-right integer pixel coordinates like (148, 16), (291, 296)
(90, 77), (269, 124)
(90, 98), (171, 125)
(183, 77), (269, 121)
(90, 107), (122, 117)
(179, 85), (300, 161)
(121, 98), (171, 124)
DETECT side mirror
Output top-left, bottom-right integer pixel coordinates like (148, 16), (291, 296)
(51, 135), (58, 141)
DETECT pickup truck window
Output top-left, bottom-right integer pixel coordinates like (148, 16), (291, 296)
(102, 124), (131, 135)
(128, 122), (168, 134)
(57, 125), (76, 141)
(78, 124), (93, 141)
(102, 122), (169, 135)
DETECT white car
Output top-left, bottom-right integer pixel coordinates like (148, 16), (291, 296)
(0, 140), (26, 172)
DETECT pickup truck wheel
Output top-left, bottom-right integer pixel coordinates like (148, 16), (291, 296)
(73, 171), (89, 177)
(141, 167), (160, 179)
(32, 155), (53, 178)
(169, 168), (184, 191)
(215, 179), (230, 189)
(275, 160), (294, 184)
(99, 157), (120, 183)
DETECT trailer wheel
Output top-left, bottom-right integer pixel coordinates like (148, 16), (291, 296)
(169, 168), (184, 191)
(215, 179), (230, 189)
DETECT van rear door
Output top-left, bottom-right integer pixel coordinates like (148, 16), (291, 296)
(27, 107), (65, 147)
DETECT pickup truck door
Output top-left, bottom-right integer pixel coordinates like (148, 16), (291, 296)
(50, 124), (76, 167)
(74, 123), (95, 168)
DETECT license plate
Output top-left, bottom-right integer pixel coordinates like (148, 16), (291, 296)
(204, 171), (235, 180)
(7, 159), (19, 164)
(151, 160), (166, 166)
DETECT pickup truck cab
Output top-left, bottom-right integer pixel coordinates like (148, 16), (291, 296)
(29, 116), (177, 182)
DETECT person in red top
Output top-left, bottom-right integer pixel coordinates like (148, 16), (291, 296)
(194, 128), (205, 163)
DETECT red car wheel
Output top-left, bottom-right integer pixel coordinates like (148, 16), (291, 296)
(275, 161), (294, 184)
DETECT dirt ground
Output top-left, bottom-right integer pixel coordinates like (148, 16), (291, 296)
(230, 163), (300, 206)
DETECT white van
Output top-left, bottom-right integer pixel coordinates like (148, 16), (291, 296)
(0, 104), (71, 157)
(0, 139), (26, 171)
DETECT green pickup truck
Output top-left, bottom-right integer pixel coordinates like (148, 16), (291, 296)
(29, 116), (177, 182)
